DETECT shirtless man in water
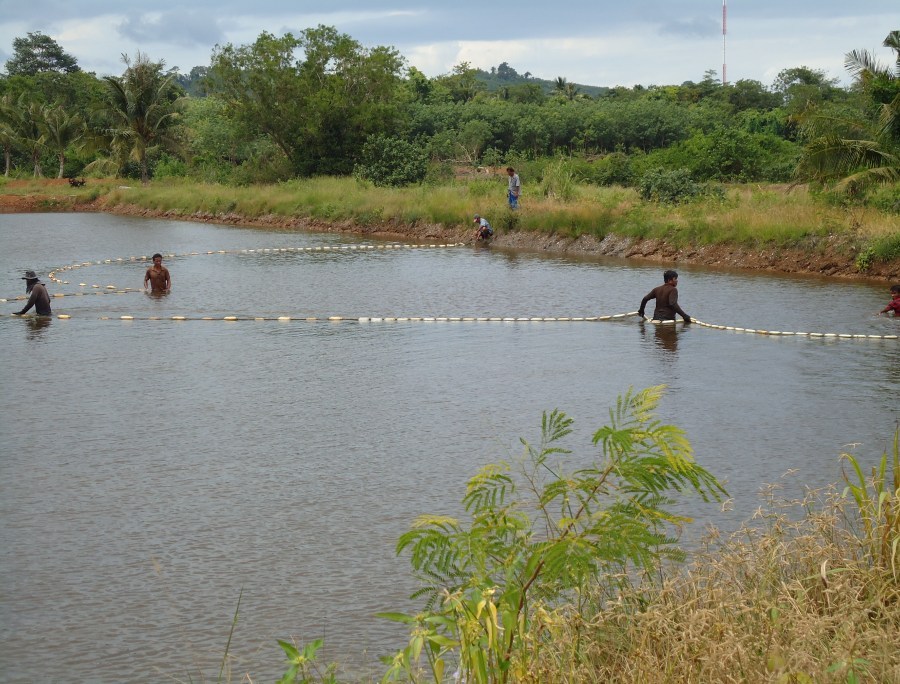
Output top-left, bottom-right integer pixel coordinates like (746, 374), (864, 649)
(143, 253), (171, 293)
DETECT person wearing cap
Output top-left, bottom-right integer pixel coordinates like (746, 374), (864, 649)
(637, 270), (691, 324)
(143, 253), (171, 293)
(473, 214), (494, 241)
(14, 270), (52, 316)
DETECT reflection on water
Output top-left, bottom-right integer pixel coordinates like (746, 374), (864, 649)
(22, 315), (53, 340)
(0, 213), (898, 683)
(639, 320), (680, 354)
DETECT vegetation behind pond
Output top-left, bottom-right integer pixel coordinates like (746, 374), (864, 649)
(2, 175), (898, 280)
(2, 27), (898, 277)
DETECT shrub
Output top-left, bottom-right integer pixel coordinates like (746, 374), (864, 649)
(423, 160), (453, 186)
(228, 148), (294, 186)
(354, 134), (428, 187)
(593, 151), (634, 186)
(569, 151), (634, 185)
(495, 210), (520, 232)
(637, 168), (706, 203)
(382, 387), (725, 684)
(481, 147), (504, 168)
(867, 183), (900, 214)
(153, 154), (188, 179)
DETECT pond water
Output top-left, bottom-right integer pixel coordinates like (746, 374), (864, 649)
(1, 212), (897, 682)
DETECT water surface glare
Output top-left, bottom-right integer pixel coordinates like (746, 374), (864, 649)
(1, 213), (897, 682)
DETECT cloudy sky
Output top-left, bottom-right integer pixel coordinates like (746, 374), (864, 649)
(0, 1), (897, 88)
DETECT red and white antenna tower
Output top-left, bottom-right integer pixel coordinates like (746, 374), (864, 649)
(722, 0), (727, 85)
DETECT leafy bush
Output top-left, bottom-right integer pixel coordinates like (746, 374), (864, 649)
(228, 146), (294, 186)
(153, 153), (188, 179)
(841, 430), (900, 577)
(481, 147), (504, 168)
(637, 129), (800, 183)
(382, 387), (725, 684)
(594, 151), (634, 186)
(863, 232), (900, 266)
(867, 183), (900, 214)
(566, 154), (634, 187)
(637, 168), (707, 203)
(855, 245), (876, 272)
(423, 160), (453, 186)
(495, 209), (520, 232)
(354, 134), (428, 187)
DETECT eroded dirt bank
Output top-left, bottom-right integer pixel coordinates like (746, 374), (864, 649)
(2, 189), (897, 281)
(92, 202), (900, 282)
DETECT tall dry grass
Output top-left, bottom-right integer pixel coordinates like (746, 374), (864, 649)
(523, 467), (900, 684)
(8, 176), (894, 259)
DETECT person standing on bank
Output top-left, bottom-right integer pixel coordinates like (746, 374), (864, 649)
(506, 167), (520, 209)
(638, 270), (691, 324)
(14, 270), (52, 316)
(144, 253), (171, 293)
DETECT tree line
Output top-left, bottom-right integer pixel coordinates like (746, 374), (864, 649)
(0, 28), (897, 203)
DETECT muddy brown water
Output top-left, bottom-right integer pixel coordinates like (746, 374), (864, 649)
(1, 213), (898, 682)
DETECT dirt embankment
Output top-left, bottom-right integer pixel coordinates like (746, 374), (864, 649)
(2, 182), (897, 281)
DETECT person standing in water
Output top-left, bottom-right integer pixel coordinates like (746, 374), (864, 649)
(14, 270), (52, 316)
(879, 284), (900, 316)
(143, 253), (171, 293)
(637, 270), (691, 324)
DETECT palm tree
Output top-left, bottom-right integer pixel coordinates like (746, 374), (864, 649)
(102, 52), (182, 183)
(554, 76), (580, 101)
(40, 104), (84, 178)
(845, 30), (900, 140)
(15, 96), (46, 177)
(0, 94), (19, 176)
(795, 31), (899, 192)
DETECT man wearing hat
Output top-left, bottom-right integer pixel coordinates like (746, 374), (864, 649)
(473, 214), (493, 241)
(14, 270), (52, 316)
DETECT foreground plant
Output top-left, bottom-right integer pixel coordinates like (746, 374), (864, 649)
(380, 386), (726, 684)
(277, 638), (337, 684)
(841, 428), (900, 579)
(529, 430), (900, 684)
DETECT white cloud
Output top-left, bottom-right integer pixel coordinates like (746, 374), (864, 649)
(0, 2), (897, 84)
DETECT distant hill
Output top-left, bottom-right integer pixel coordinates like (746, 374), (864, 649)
(475, 61), (609, 98)
(174, 61), (609, 99)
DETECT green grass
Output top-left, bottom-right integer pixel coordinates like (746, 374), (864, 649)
(8, 176), (900, 256)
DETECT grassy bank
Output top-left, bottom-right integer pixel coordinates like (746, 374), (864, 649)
(2, 175), (899, 277)
(533, 472), (900, 683)
(103, 177), (900, 246)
